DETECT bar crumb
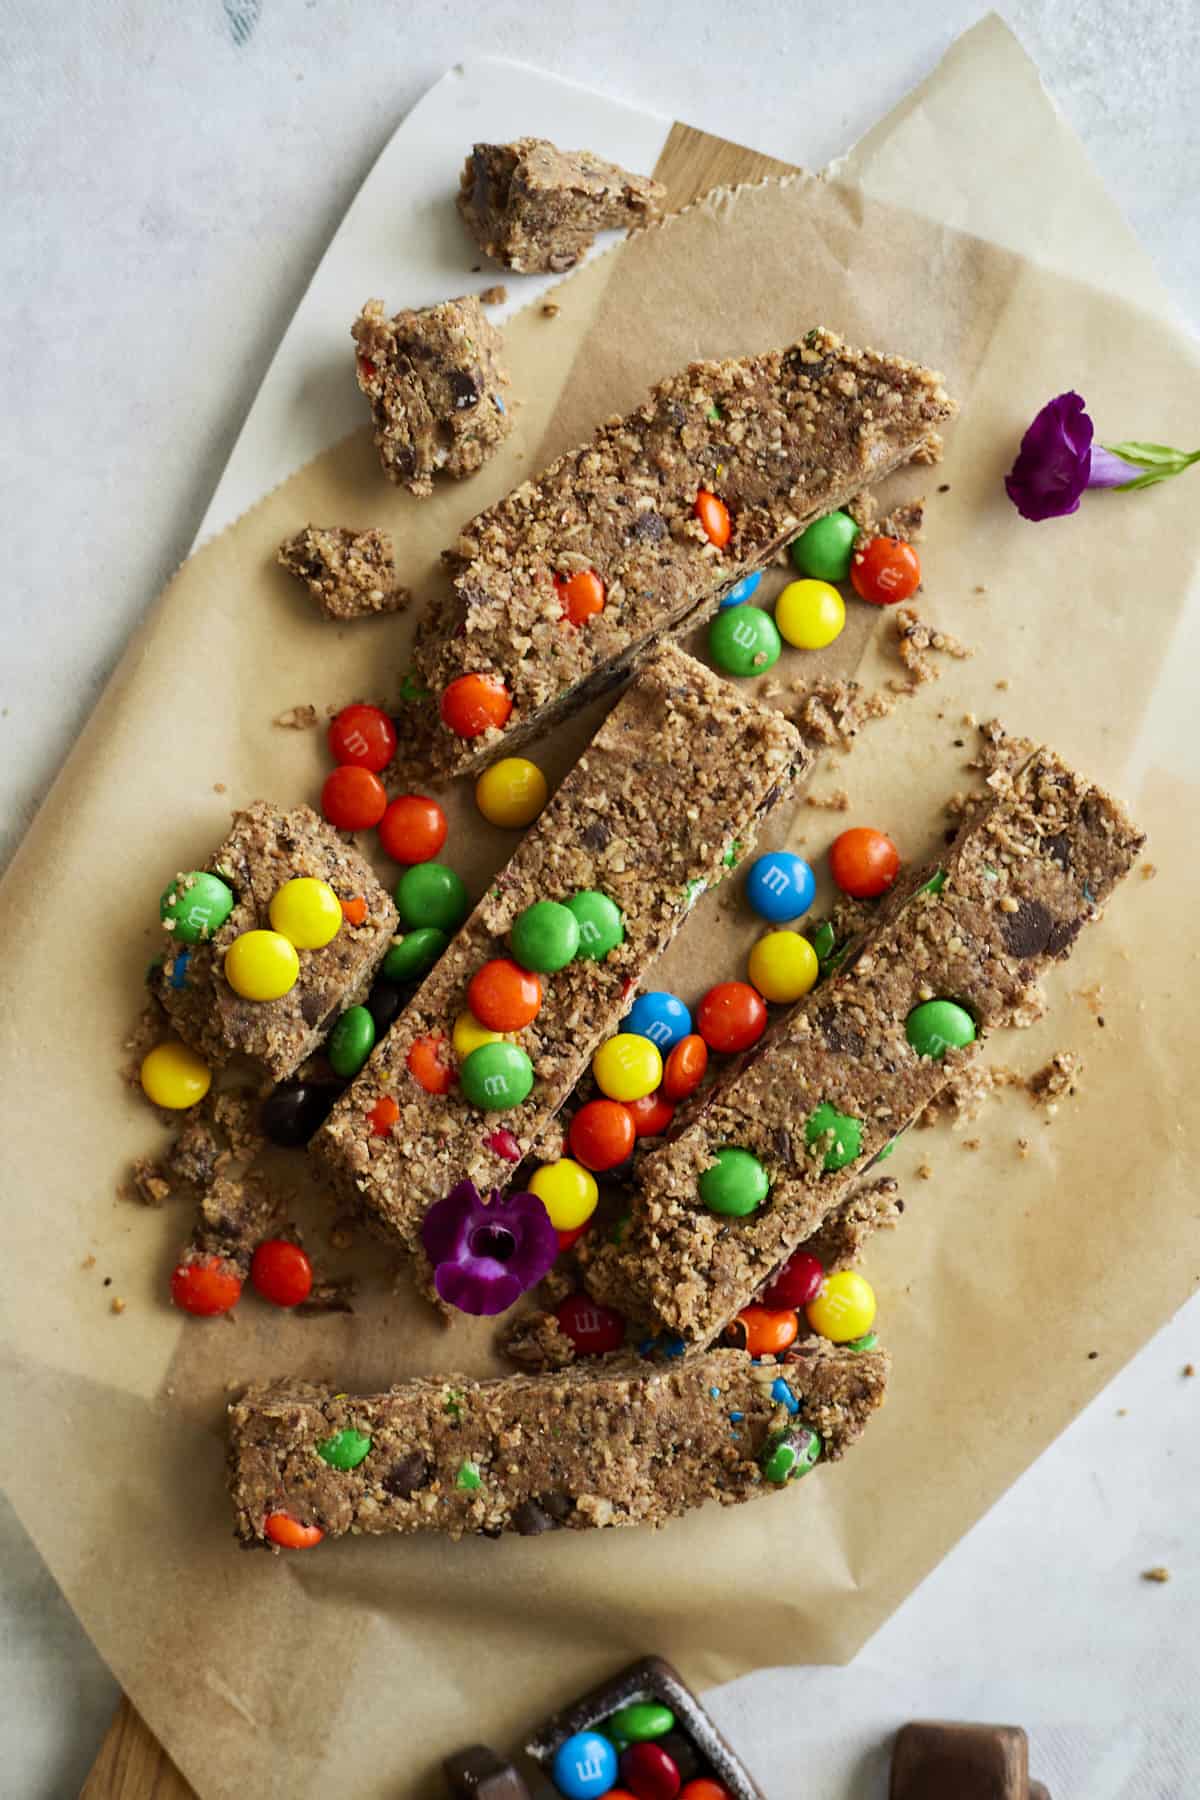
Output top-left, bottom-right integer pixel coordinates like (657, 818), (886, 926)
(274, 705), (318, 730)
(1142, 1566), (1171, 1583)
(479, 284), (508, 305)
(110, 1296), (127, 1315)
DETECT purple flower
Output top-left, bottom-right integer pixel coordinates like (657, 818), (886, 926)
(1004, 393), (1194, 521)
(421, 1179), (557, 1316)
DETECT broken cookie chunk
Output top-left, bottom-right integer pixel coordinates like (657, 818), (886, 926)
(457, 137), (666, 274)
(277, 526), (408, 621)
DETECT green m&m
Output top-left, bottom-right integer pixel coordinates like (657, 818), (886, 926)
(395, 862), (468, 933)
(761, 1424), (822, 1485)
(160, 871), (234, 944)
(905, 998), (976, 1060)
(316, 1428), (372, 1470)
(699, 1146), (770, 1216)
(328, 1005), (375, 1079)
(608, 1702), (675, 1741)
(460, 1041), (535, 1111)
(708, 605), (782, 677)
(790, 510), (859, 583)
(511, 899), (580, 973)
(382, 927), (448, 983)
(805, 1101), (862, 1171)
(566, 890), (624, 961)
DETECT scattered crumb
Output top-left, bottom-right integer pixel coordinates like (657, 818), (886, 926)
(995, 679), (1009, 691)
(805, 789), (851, 812)
(973, 584), (986, 594)
(1141, 863), (1158, 881)
(81, 1254), (96, 1270)
(876, 499), (926, 543)
(479, 284), (508, 305)
(1017, 1137), (1030, 1157)
(917, 1162), (934, 1180)
(891, 606), (972, 690)
(103, 1276), (112, 1287)
(110, 1296), (127, 1315)
(1142, 1567), (1171, 1584)
(772, 676), (897, 753)
(130, 1157), (171, 1207)
(1097, 1016), (1106, 1028)
(213, 781), (227, 794)
(1184, 1364), (1195, 1378)
(273, 704), (318, 730)
(1087, 1350), (1099, 1359)
(962, 1137), (981, 1151)
(937, 483), (950, 493)
(1076, 982), (1105, 1017)
(541, 302), (560, 318)
(1117, 1407), (1128, 1416)
(1028, 1052), (1080, 1102)
(297, 1279), (356, 1316)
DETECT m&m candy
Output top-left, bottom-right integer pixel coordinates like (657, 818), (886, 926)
(626, 1090), (675, 1137)
(368, 980), (405, 1035)
(774, 578), (846, 650)
(552, 1731), (618, 1799)
(368, 1094), (401, 1133)
(250, 1239), (314, 1308)
(555, 569), (606, 626)
(593, 1033), (663, 1103)
(828, 827), (900, 899)
(625, 990), (692, 1052)
(529, 1158), (598, 1231)
(555, 1293), (627, 1356)
(680, 1784), (734, 1800)
(440, 672), (512, 738)
(459, 1041), (535, 1110)
(790, 510), (859, 583)
(316, 1428), (372, 1470)
(850, 535), (921, 605)
(475, 757), (549, 828)
(744, 851), (815, 923)
(761, 1248), (824, 1309)
(224, 929), (300, 1001)
(906, 998), (976, 1059)
(261, 1081), (340, 1147)
(170, 1254), (241, 1316)
(263, 1512), (324, 1549)
(327, 702), (396, 772)
(382, 927), (448, 983)
(661, 1034), (707, 1102)
(140, 1040), (211, 1110)
(696, 982), (766, 1053)
(694, 490), (731, 547)
(747, 930), (819, 1004)
(159, 871), (233, 944)
(452, 1008), (505, 1061)
(569, 1098), (636, 1171)
(806, 1269), (876, 1342)
(468, 958), (542, 1031)
(395, 862), (469, 932)
(726, 1304), (798, 1356)
(719, 570), (762, 609)
(805, 1101), (862, 1171)
(567, 890), (624, 960)
(328, 1004), (375, 1078)
(406, 1035), (455, 1095)
(708, 606), (781, 677)
(268, 877), (342, 949)
(699, 1147), (769, 1216)
(378, 793), (447, 865)
(620, 1740), (681, 1800)
(610, 1702), (675, 1741)
(511, 899), (580, 972)
(321, 764), (388, 831)
(761, 1424), (821, 1485)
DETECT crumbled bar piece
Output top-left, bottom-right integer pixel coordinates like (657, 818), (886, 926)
(892, 605), (972, 688)
(179, 1170), (281, 1281)
(296, 1278), (356, 1316)
(312, 646), (805, 1270)
(277, 527), (408, 621)
(498, 1308), (579, 1373)
(410, 328), (956, 779)
(805, 788), (851, 812)
(780, 678), (897, 754)
(227, 1342), (887, 1546)
(352, 296), (512, 497)
(457, 138), (666, 274)
(273, 705), (318, 730)
(478, 284), (508, 306)
(878, 499), (926, 542)
(584, 747), (1143, 1345)
(152, 803), (397, 1084)
(1027, 1050), (1079, 1101)
(130, 1157), (171, 1207)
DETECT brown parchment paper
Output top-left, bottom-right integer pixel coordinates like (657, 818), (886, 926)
(3, 18), (1199, 1799)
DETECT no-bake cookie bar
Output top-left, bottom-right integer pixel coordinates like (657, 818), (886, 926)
(353, 295), (512, 496)
(227, 1340), (887, 1547)
(457, 137), (666, 274)
(277, 525), (408, 620)
(154, 803), (397, 1084)
(311, 644), (805, 1262)
(409, 328), (956, 779)
(583, 747), (1143, 1345)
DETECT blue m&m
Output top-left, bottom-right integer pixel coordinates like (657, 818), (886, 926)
(551, 1730), (618, 1798)
(745, 851), (816, 923)
(625, 990), (692, 1052)
(719, 570), (763, 609)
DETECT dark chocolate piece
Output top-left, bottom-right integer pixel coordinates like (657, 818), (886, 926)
(890, 1721), (1043, 1800)
(442, 1744), (532, 1798)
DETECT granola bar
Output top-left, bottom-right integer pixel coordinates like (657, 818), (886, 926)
(154, 803), (397, 1084)
(353, 295), (511, 495)
(310, 645), (805, 1263)
(226, 1340), (888, 1546)
(410, 328), (956, 779)
(583, 748), (1143, 1344)
(457, 138), (666, 274)
(277, 526), (408, 620)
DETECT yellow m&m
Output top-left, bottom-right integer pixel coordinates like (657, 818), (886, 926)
(268, 877), (342, 949)
(452, 1008), (506, 1060)
(592, 1033), (663, 1103)
(475, 757), (549, 829)
(529, 1158), (599, 1231)
(774, 579), (846, 650)
(140, 1040), (212, 1110)
(806, 1270), (877, 1343)
(224, 929), (300, 1002)
(747, 930), (819, 1004)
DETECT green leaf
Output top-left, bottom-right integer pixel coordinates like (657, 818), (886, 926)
(1102, 440), (1200, 491)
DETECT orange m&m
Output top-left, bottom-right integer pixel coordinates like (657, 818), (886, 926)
(468, 959), (543, 1031)
(440, 673), (513, 738)
(725, 1305), (799, 1356)
(264, 1512), (324, 1549)
(554, 569), (606, 626)
(406, 1036), (455, 1095)
(694, 490), (732, 547)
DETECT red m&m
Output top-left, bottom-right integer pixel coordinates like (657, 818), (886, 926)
(555, 1293), (627, 1356)
(321, 764), (387, 831)
(378, 793), (447, 864)
(249, 1239), (313, 1308)
(170, 1255), (242, 1317)
(569, 1098), (636, 1171)
(696, 982), (767, 1053)
(761, 1249), (824, 1309)
(327, 703), (396, 771)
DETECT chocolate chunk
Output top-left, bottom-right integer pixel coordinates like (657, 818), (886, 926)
(442, 1744), (532, 1798)
(999, 898), (1054, 960)
(580, 818), (612, 852)
(536, 1490), (574, 1521)
(816, 1006), (866, 1058)
(889, 1721), (1029, 1800)
(300, 991), (329, 1028)
(368, 980), (405, 1035)
(382, 1452), (429, 1498)
(448, 370), (481, 410)
(512, 1499), (560, 1535)
(1043, 830), (1071, 869)
(630, 509), (666, 543)
(771, 1124), (794, 1165)
(1045, 916), (1083, 957)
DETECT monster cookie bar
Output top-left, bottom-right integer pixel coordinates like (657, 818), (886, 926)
(311, 645), (805, 1262)
(227, 1341), (888, 1547)
(277, 525), (409, 620)
(353, 295), (512, 496)
(410, 328), (956, 779)
(584, 747), (1143, 1344)
(153, 803), (397, 1084)
(457, 138), (666, 274)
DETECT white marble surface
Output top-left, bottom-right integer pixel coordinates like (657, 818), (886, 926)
(2, 4), (1198, 1796)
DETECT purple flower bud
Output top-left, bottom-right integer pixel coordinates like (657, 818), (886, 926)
(421, 1179), (558, 1316)
(1004, 391), (1094, 521)
(1086, 445), (1145, 488)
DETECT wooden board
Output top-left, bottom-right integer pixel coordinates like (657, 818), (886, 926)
(78, 113), (784, 1798)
